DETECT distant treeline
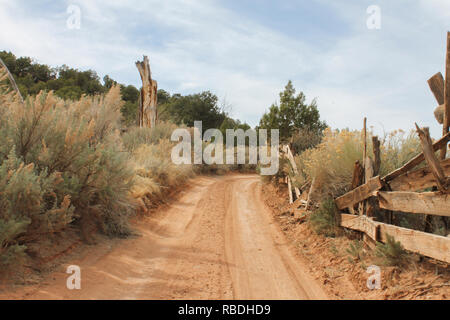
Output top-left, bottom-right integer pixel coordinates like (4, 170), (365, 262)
(0, 51), (249, 131)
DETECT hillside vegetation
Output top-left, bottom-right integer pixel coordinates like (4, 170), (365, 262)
(0, 55), (253, 271)
(0, 51), (249, 130)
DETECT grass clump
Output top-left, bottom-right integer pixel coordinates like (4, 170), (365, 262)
(375, 234), (408, 266)
(346, 240), (365, 263)
(309, 198), (340, 237)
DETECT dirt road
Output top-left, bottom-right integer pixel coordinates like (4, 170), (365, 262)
(2, 174), (327, 300)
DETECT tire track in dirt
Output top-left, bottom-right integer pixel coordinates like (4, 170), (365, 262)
(0, 174), (327, 300)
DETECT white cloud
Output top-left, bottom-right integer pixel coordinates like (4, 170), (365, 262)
(0, 0), (449, 137)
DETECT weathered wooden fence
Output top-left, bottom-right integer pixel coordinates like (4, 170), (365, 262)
(280, 32), (450, 264)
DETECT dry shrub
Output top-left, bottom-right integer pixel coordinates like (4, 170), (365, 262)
(122, 122), (182, 152)
(133, 140), (194, 190)
(294, 128), (366, 198)
(123, 123), (196, 210)
(379, 129), (422, 176)
(309, 198), (340, 237)
(290, 127), (322, 154)
(293, 128), (421, 199)
(0, 64), (136, 267)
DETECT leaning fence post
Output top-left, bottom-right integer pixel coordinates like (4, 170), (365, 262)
(415, 123), (448, 192)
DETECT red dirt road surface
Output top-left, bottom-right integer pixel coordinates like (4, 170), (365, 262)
(0, 175), (327, 300)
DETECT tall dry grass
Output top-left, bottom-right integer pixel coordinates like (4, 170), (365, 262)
(292, 128), (421, 199)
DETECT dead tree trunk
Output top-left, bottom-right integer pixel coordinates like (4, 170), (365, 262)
(135, 56), (158, 128)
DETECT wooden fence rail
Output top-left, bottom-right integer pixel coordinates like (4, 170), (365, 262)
(278, 32), (450, 265)
(280, 139), (450, 264)
(339, 214), (450, 263)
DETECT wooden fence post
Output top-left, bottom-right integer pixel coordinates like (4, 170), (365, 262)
(372, 136), (381, 176)
(415, 124), (448, 192)
(287, 176), (293, 204)
(361, 117), (368, 215)
(428, 72), (445, 107)
(363, 117), (367, 181)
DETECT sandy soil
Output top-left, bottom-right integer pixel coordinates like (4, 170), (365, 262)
(0, 174), (327, 300)
(261, 182), (450, 300)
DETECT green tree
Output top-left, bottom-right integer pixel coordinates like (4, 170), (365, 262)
(119, 84), (140, 125)
(103, 75), (117, 89)
(219, 117), (251, 135)
(159, 91), (226, 132)
(259, 80), (326, 142)
(157, 89), (170, 105)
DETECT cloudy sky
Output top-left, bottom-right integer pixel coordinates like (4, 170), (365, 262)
(1, 0), (449, 137)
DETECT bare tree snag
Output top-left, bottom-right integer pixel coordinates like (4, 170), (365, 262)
(136, 56), (157, 128)
(415, 124), (448, 192)
(443, 32), (450, 159)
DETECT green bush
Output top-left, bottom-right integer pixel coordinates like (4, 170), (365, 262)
(309, 198), (340, 237)
(0, 150), (74, 267)
(290, 127), (322, 154)
(346, 240), (365, 262)
(375, 234), (407, 266)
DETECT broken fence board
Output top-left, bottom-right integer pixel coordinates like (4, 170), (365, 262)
(287, 176), (293, 204)
(428, 72), (445, 105)
(340, 214), (379, 241)
(378, 191), (450, 217)
(389, 158), (450, 191)
(335, 176), (382, 210)
(283, 197), (304, 212)
(286, 146), (299, 175)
